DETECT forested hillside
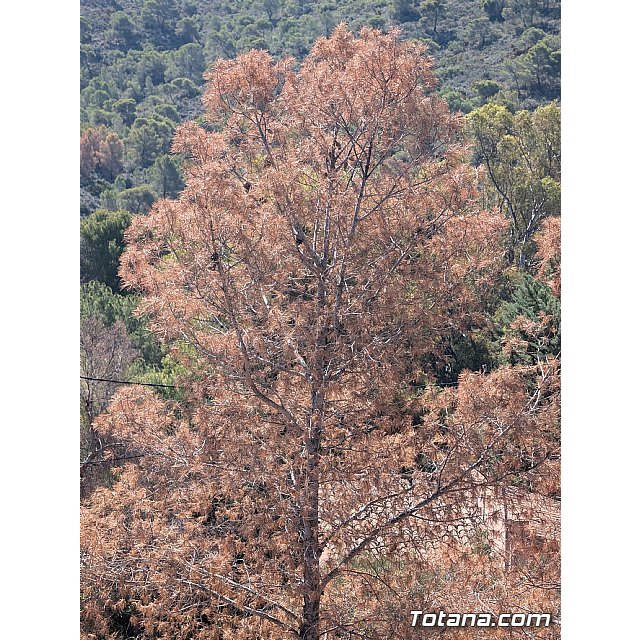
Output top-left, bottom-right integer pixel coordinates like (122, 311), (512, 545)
(81, 0), (559, 215)
(81, 4), (560, 639)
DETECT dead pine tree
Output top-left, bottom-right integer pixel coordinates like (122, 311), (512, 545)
(81, 26), (559, 640)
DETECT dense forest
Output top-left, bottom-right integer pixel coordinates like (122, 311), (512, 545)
(80, 0), (559, 215)
(80, 2), (560, 639)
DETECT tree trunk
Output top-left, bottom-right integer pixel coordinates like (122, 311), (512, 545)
(300, 387), (323, 640)
(300, 592), (321, 640)
(301, 269), (328, 640)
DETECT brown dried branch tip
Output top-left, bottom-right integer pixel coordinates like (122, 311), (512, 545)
(82, 26), (559, 640)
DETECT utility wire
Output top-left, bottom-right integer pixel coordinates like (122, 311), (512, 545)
(80, 375), (461, 390)
(80, 375), (178, 389)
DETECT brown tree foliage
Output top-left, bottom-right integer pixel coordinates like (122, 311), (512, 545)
(81, 27), (559, 640)
(80, 126), (125, 181)
(535, 216), (561, 296)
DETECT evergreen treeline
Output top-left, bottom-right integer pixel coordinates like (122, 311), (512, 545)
(81, 0), (560, 215)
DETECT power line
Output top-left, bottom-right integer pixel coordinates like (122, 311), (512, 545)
(80, 375), (461, 391)
(80, 375), (178, 389)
